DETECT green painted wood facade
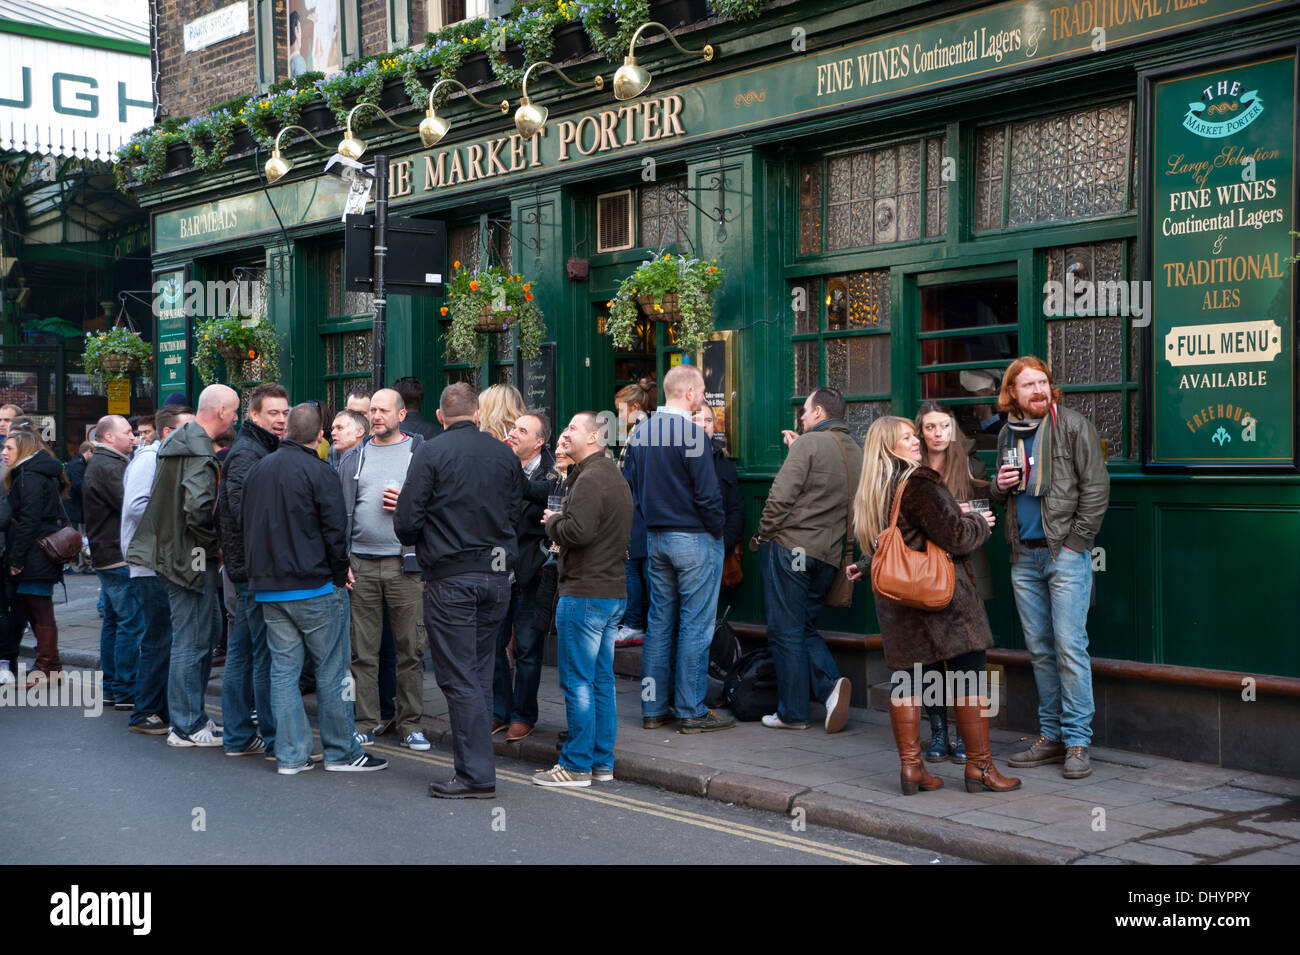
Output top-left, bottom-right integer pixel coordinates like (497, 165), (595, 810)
(137, 0), (1300, 679)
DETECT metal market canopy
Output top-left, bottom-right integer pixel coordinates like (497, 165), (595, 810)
(0, 0), (152, 160)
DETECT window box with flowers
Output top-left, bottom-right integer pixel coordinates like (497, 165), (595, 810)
(442, 263), (545, 364)
(489, 5), (556, 88)
(81, 327), (153, 386)
(606, 253), (722, 355)
(194, 315), (282, 388)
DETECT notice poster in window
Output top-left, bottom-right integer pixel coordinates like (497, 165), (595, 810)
(1148, 53), (1296, 468)
(700, 331), (736, 457)
(287, 0), (342, 77)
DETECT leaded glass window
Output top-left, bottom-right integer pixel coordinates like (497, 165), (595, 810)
(1044, 239), (1140, 458)
(789, 270), (892, 445)
(798, 136), (946, 255)
(639, 177), (688, 249)
(976, 101), (1133, 231)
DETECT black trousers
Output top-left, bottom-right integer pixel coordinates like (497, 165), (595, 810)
(0, 576), (25, 670)
(423, 572), (512, 788)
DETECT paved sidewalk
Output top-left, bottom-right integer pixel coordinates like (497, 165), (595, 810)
(30, 575), (1300, 865)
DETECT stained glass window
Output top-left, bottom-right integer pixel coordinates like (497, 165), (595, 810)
(977, 102), (1133, 231)
(1044, 240), (1140, 459)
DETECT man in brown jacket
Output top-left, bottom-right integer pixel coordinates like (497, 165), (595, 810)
(532, 412), (634, 789)
(754, 387), (861, 733)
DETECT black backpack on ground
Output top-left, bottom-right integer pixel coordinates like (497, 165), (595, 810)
(704, 609), (742, 708)
(723, 647), (779, 721)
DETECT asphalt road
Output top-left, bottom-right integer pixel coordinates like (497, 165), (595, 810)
(2, 673), (969, 866)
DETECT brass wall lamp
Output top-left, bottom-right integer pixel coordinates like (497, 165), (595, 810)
(264, 125), (331, 183)
(337, 102), (420, 160)
(515, 61), (604, 139)
(420, 79), (510, 148)
(613, 22), (714, 101)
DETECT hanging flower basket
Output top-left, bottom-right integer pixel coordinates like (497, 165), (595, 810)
(607, 253), (723, 355)
(475, 305), (516, 334)
(194, 315), (281, 387)
(443, 262), (545, 363)
(636, 292), (681, 323)
(82, 326), (153, 386)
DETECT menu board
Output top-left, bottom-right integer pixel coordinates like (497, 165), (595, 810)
(154, 268), (189, 393)
(516, 342), (557, 440)
(1149, 54), (1296, 467)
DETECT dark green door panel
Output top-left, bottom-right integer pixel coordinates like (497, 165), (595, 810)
(1158, 504), (1300, 677)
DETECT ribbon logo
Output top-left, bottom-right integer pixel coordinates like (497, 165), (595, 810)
(1184, 90), (1263, 138)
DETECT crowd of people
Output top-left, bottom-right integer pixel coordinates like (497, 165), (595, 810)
(0, 352), (1109, 797)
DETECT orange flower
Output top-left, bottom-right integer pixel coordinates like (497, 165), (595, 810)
(523, 283), (531, 292)
(709, 266), (718, 273)
(453, 259), (461, 269)
(606, 300), (614, 308)
(440, 306), (448, 316)
(525, 292), (533, 301)
(469, 280), (479, 291)
(247, 349), (256, 359)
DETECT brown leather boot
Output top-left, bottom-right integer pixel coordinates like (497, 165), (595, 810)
(888, 697), (943, 795)
(32, 625), (62, 675)
(954, 698), (1021, 793)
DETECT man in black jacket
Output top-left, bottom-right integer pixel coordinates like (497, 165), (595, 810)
(242, 403), (387, 776)
(217, 383), (288, 758)
(392, 376), (442, 440)
(82, 415), (141, 708)
(395, 383), (522, 798)
(493, 409), (555, 741)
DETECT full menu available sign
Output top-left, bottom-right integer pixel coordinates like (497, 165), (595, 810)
(1150, 54), (1297, 467)
(154, 269), (188, 391)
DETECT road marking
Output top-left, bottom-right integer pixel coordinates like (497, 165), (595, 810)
(370, 740), (904, 866)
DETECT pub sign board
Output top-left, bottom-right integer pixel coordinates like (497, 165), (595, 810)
(1148, 52), (1297, 468)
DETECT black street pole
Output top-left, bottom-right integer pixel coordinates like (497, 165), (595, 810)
(371, 154), (388, 390)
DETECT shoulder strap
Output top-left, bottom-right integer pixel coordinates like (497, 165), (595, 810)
(887, 474), (911, 530)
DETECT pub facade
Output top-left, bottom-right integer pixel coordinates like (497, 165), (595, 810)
(133, 0), (1300, 774)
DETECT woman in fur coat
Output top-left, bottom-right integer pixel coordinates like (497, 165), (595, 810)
(846, 416), (1019, 796)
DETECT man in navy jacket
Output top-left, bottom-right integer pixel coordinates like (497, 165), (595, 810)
(622, 364), (733, 734)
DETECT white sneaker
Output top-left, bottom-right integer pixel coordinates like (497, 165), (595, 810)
(167, 720), (223, 747)
(615, 626), (645, 647)
(0, 664), (14, 686)
(761, 713), (810, 730)
(824, 677), (851, 734)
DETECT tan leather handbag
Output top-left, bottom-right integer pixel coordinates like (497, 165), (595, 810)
(870, 476), (954, 611)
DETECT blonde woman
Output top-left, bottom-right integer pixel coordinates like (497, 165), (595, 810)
(845, 416), (1019, 795)
(3, 425), (70, 687)
(479, 384), (526, 442)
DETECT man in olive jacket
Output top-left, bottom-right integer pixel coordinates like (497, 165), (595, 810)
(989, 356), (1110, 780)
(532, 412), (633, 789)
(755, 386), (860, 734)
(127, 384), (240, 747)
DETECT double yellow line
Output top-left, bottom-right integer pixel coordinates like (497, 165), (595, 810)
(371, 739), (905, 866)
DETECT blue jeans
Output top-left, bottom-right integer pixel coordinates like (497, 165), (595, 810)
(492, 581), (543, 726)
(262, 588), (363, 768)
(557, 596), (624, 772)
(222, 580), (275, 754)
(98, 567), (144, 700)
(760, 541), (841, 725)
(1010, 546), (1095, 746)
(643, 530), (724, 720)
(620, 558), (649, 630)
(129, 575), (171, 726)
(165, 565), (218, 736)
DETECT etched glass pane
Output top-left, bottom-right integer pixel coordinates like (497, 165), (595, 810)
(794, 341), (819, 396)
(827, 270), (891, 330)
(640, 177), (688, 249)
(828, 155), (853, 203)
(975, 127), (1005, 231)
(450, 225), (480, 271)
(826, 202), (853, 250)
(342, 331), (373, 373)
(926, 135), (948, 237)
(1007, 103), (1132, 227)
(799, 162), (822, 255)
(446, 366), (481, 391)
(1129, 389), (1141, 459)
(826, 335), (890, 395)
(844, 401), (891, 446)
(325, 337), (340, 375)
(493, 325), (515, 362)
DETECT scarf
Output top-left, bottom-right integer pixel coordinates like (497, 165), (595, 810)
(1006, 403), (1057, 496)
